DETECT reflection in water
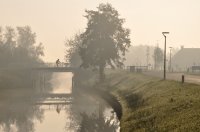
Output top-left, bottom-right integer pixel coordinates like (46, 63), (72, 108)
(34, 105), (70, 132)
(80, 112), (118, 132)
(49, 73), (73, 94)
(0, 73), (119, 132)
(0, 100), (44, 132)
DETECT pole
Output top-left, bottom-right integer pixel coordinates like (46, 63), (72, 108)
(164, 35), (166, 80)
(162, 32), (169, 80)
(146, 46), (150, 69)
(169, 47), (172, 72)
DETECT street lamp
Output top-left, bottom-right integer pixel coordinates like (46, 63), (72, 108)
(162, 32), (169, 80)
(169, 47), (172, 72)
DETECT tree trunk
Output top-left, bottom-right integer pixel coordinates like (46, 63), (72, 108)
(99, 65), (105, 82)
(154, 61), (157, 70)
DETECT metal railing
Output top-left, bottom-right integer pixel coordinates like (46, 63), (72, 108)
(0, 62), (70, 70)
(43, 62), (69, 68)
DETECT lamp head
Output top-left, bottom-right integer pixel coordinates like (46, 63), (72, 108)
(162, 32), (169, 36)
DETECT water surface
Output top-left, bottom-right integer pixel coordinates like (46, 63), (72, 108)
(0, 72), (119, 132)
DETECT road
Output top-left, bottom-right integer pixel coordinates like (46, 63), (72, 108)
(143, 71), (200, 85)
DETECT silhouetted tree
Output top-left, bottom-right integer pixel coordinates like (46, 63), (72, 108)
(0, 26), (44, 67)
(0, 27), (16, 65)
(153, 46), (163, 70)
(79, 3), (131, 81)
(65, 32), (82, 67)
(15, 26), (44, 64)
(0, 26), (44, 89)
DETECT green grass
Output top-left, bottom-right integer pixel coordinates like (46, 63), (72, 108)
(103, 70), (200, 132)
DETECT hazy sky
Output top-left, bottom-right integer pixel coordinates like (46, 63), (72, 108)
(0, 0), (200, 62)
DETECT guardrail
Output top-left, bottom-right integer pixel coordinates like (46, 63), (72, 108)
(41, 62), (69, 68)
(191, 66), (200, 71)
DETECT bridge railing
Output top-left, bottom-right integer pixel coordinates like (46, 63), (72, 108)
(39, 62), (70, 68)
(0, 62), (71, 70)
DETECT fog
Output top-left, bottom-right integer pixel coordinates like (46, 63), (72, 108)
(1, 0), (200, 61)
(1, 1), (200, 132)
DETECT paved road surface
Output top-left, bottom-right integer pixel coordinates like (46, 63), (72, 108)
(143, 71), (200, 85)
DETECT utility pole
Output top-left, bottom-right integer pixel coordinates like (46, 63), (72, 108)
(169, 47), (172, 72)
(162, 32), (169, 80)
(146, 46), (150, 69)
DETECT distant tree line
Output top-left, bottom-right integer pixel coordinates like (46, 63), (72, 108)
(0, 26), (44, 89)
(153, 45), (163, 70)
(0, 26), (44, 68)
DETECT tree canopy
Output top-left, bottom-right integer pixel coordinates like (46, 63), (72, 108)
(79, 3), (131, 81)
(0, 26), (44, 67)
(65, 32), (82, 67)
(153, 46), (163, 70)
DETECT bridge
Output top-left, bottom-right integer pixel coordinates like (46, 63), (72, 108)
(29, 62), (77, 93)
(32, 62), (78, 72)
(30, 62), (77, 108)
(33, 67), (77, 72)
(0, 62), (77, 111)
(0, 62), (78, 72)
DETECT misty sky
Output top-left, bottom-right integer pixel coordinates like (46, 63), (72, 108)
(0, 0), (200, 62)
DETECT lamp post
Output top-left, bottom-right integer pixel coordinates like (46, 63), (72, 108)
(169, 47), (172, 72)
(162, 32), (169, 80)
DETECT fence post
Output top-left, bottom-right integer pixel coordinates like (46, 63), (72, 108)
(182, 75), (185, 84)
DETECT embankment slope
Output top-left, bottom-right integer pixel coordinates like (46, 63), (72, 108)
(103, 70), (200, 131)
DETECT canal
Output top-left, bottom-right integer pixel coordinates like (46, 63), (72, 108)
(0, 72), (120, 132)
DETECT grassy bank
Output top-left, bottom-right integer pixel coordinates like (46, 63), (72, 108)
(101, 70), (200, 131)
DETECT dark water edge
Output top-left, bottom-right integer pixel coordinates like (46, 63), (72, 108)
(82, 87), (122, 120)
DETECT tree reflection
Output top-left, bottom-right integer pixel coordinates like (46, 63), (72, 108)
(0, 96), (44, 132)
(64, 87), (119, 132)
(79, 112), (118, 132)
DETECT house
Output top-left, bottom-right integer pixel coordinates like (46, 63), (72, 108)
(171, 48), (200, 71)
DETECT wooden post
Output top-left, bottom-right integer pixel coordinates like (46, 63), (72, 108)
(182, 75), (185, 84)
(72, 75), (74, 93)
